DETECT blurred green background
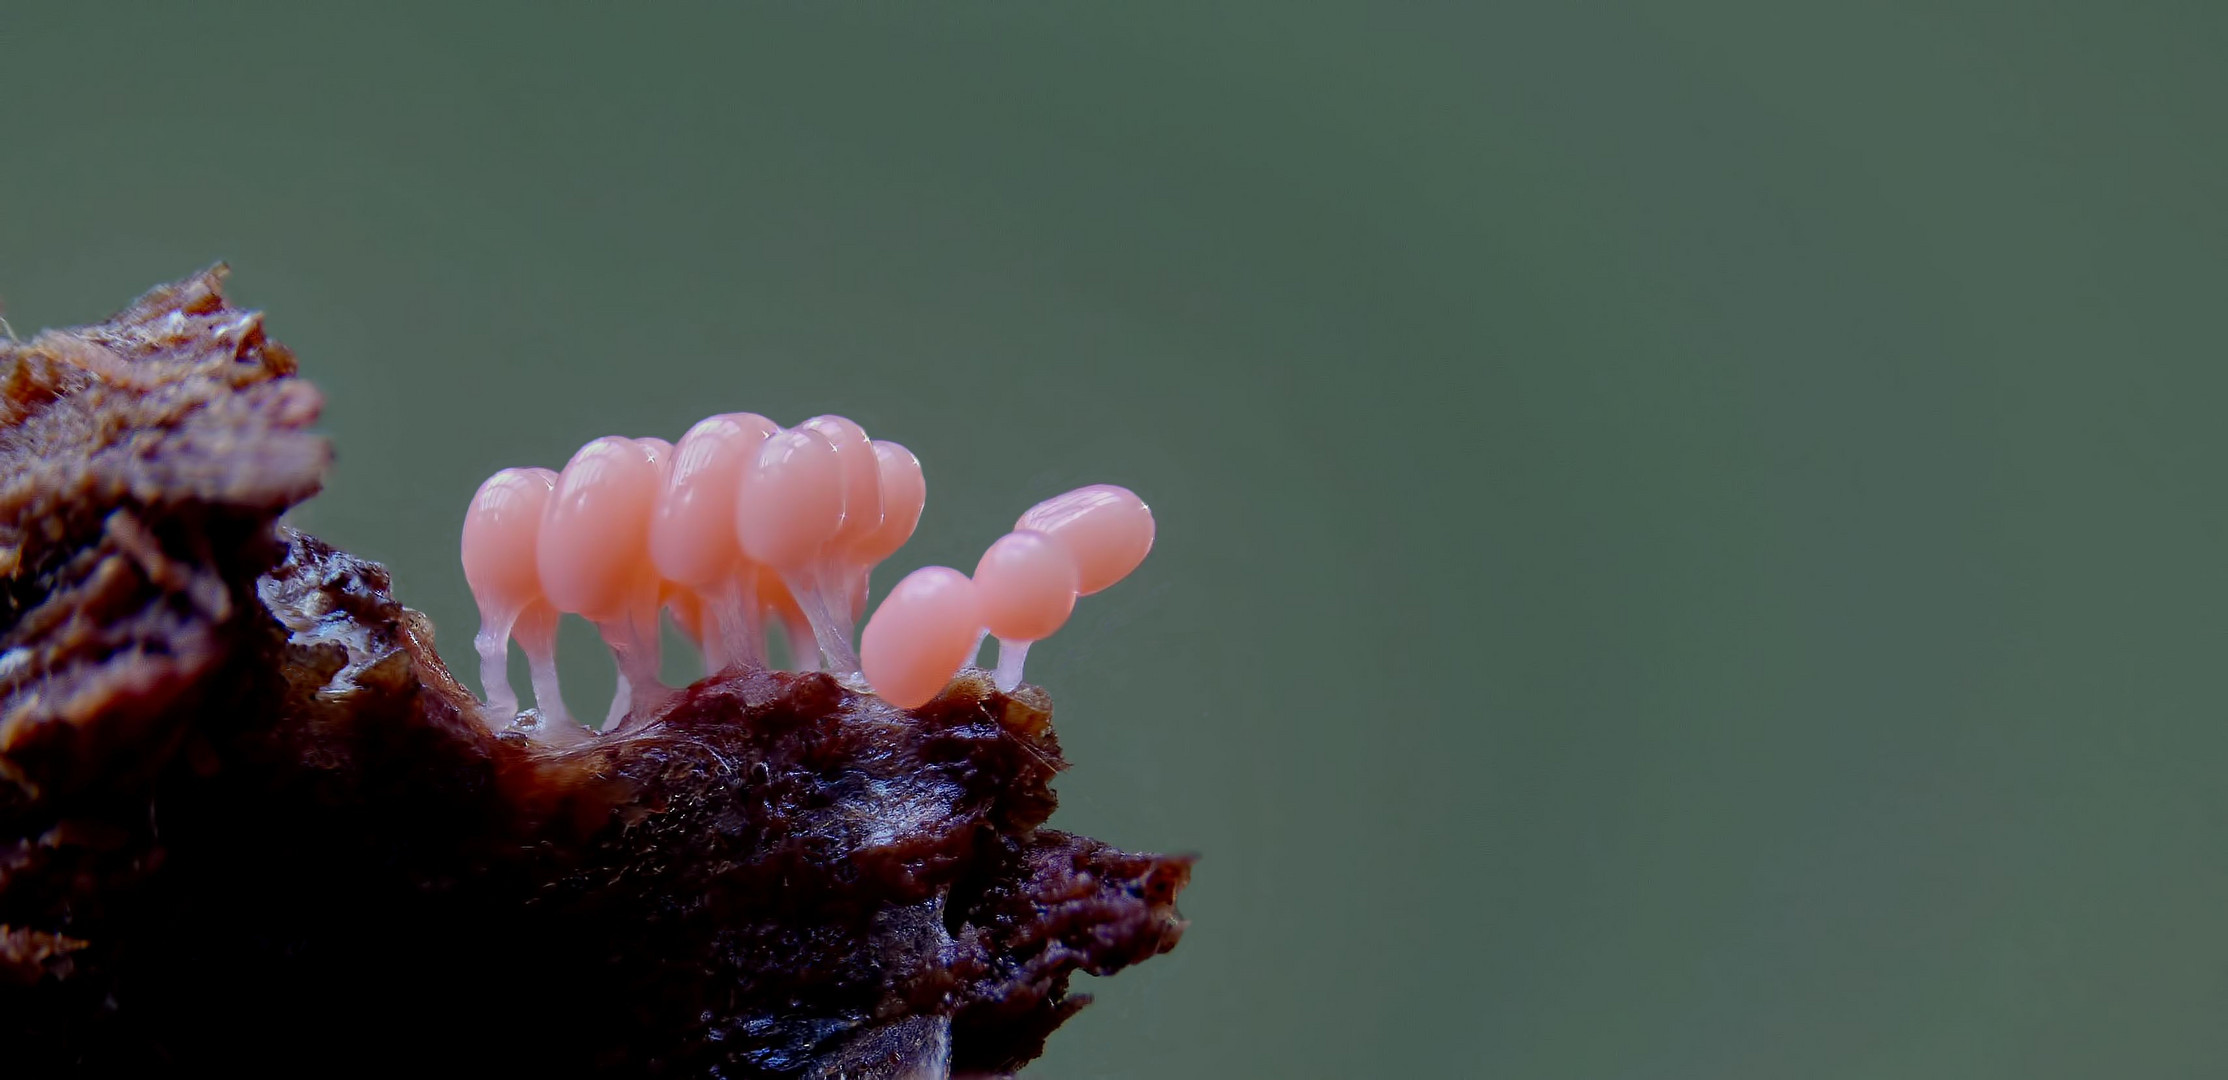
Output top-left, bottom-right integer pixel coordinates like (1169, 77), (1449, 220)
(5, 4), (2224, 1076)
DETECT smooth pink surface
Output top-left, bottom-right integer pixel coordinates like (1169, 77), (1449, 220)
(973, 530), (1079, 642)
(860, 566), (984, 709)
(651, 412), (777, 587)
(853, 440), (925, 563)
(462, 467), (558, 614)
(801, 415), (883, 549)
(736, 427), (846, 569)
(1015, 484), (1155, 595)
(539, 436), (664, 618)
(512, 598), (561, 656)
(759, 565), (805, 623)
(664, 585), (705, 648)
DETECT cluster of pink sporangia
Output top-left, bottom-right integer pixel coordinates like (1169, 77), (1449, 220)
(461, 412), (1153, 743)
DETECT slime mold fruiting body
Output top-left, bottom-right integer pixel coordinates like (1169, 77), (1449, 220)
(537, 435), (669, 730)
(461, 467), (568, 728)
(1016, 483), (1158, 595)
(464, 416), (1154, 735)
(859, 566), (985, 709)
(972, 531), (1080, 693)
(650, 412), (779, 670)
(736, 424), (857, 676)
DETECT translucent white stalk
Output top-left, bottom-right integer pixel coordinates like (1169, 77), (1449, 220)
(991, 637), (1032, 692)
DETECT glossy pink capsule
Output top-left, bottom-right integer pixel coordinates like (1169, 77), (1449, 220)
(651, 413), (777, 588)
(800, 415), (883, 551)
(839, 439), (927, 620)
(854, 441), (925, 562)
(973, 530), (1079, 644)
(540, 436), (665, 619)
(650, 414), (780, 670)
(538, 436), (673, 731)
(737, 426), (859, 672)
(736, 427), (847, 572)
(1016, 484), (1155, 596)
(973, 529), (1081, 692)
(462, 466), (560, 720)
(860, 567), (984, 709)
(463, 467), (558, 628)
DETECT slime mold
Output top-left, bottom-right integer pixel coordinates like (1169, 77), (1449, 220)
(466, 415), (1155, 733)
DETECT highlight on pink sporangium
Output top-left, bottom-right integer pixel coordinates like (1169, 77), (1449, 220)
(462, 467), (567, 727)
(973, 530), (1080, 693)
(858, 565), (983, 710)
(460, 413), (1154, 740)
(537, 435), (669, 731)
(650, 412), (780, 670)
(1015, 483), (1155, 595)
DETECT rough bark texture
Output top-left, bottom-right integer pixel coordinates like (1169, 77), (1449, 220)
(0, 270), (1189, 1076)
